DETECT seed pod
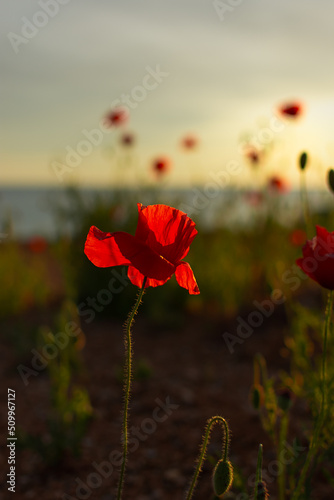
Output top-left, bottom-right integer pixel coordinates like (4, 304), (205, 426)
(299, 151), (308, 170)
(212, 459), (233, 497)
(328, 169), (334, 194)
(254, 480), (269, 499)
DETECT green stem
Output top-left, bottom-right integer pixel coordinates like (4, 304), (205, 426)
(116, 277), (147, 500)
(278, 413), (289, 500)
(300, 171), (312, 238)
(291, 289), (333, 500)
(321, 290), (332, 412)
(253, 444), (263, 499)
(185, 416), (230, 500)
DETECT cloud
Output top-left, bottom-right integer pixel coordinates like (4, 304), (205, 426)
(2, 0), (334, 184)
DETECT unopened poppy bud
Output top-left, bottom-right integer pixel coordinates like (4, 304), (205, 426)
(254, 480), (269, 499)
(251, 385), (264, 410)
(299, 151), (307, 170)
(328, 169), (334, 194)
(212, 459), (233, 497)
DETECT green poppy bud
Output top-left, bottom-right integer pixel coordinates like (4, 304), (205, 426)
(251, 385), (264, 410)
(212, 459), (233, 497)
(255, 480), (269, 499)
(328, 169), (334, 194)
(299, 151), (308, 170)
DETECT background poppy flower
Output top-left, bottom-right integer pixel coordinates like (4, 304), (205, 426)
(181, 135), (198, 150)
(247, 150), (260, 165)
(104, 107), (129, 127)
(296, 226), (334, 290)
(289, 229), (307, 247)
(278, 101), (303, 118)
(26, 235), (48, 254)
(152, 157), (170, 175)
(268, 176), (288, 193)
(84, 203), (200, 294)
(244, 191), (264, 207)
(120, 132), (135, 146)
(244, 145), (261, 166)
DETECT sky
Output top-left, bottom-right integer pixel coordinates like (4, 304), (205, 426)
(2, 0), (334, 189)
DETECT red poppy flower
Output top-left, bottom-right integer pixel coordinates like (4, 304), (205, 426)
(246, 149), (260, 164)
(243, 144), (262, 166)
(296, 226), (334, 290)
(104, 107), (129, 128)
(181, 135), (198, 150)
(268, 176), (288, 193)
(27, 236), (48, 254)
(153, 157), (170, 175)
(289, 229), (307, 247)
(278, 102), (303, 118)
(244, 191), (264, 207)
(84, 203), (200, 294)
(120, 132), (135, 146)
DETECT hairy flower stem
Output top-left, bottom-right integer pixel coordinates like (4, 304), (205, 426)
(292, 289), (333, 500)
(116, 277), (147, 500)
(278, 413), (288, 500)
(300, 171), (312, 238)
(253, 444), (263, 499)
(185, 416), (230, 500)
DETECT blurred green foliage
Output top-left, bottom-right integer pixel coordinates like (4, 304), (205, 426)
(3, 185), (333, 325)
(49, 186), (317, 323)
(0, 242), (50, 318)
(20, 300), (92, 464)
(2, 184), (334, 488)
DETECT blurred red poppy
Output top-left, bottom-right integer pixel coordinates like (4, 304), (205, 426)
(289, 229), (307, 247)
(268, 176), (287, 193)
(181, 135), (198, 150)
(153, 157), (170, 175)
(120, 132), (135, 146)
(244, 145), (261, 166)
(104, 107), (129, 127)
(244, 191), (264, 207)
(84, 203), (200, 294)
(296, 226), (334, 289)
(246, 149), (260, 164)
(27, 236), (48, 254)
(278, 102), (303, 118)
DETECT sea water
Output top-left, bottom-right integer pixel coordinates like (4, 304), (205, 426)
(0, 186), (332, 240)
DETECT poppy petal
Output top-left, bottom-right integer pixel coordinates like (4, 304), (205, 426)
(85, 226), (175, 280)
(84, 227), (132, 268)
(175, 261), (200, 295)
(128, 266), (170, 289)
(135, 204), (198, 264)
(296, 256), (317, 283)
(315, 225), (334, 255)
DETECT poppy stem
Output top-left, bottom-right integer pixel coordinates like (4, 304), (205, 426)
(116, 276), (147, 500)
(300, 169), (312, 238)
(277, 412), (289, 500)
(185, 416), (230, 500)
(253, 443), (263, 499)
(291, 289), (333, 500)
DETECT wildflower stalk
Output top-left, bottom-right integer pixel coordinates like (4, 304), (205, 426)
(298, 152), (312, 237)
(116, 277), (147, 500)
(300, 171), (312, 238)
(185, 416), (230, 500)
(292, 289), (333, 500)
(278, 412), (289, 500)
(253, 444), (263, 499)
